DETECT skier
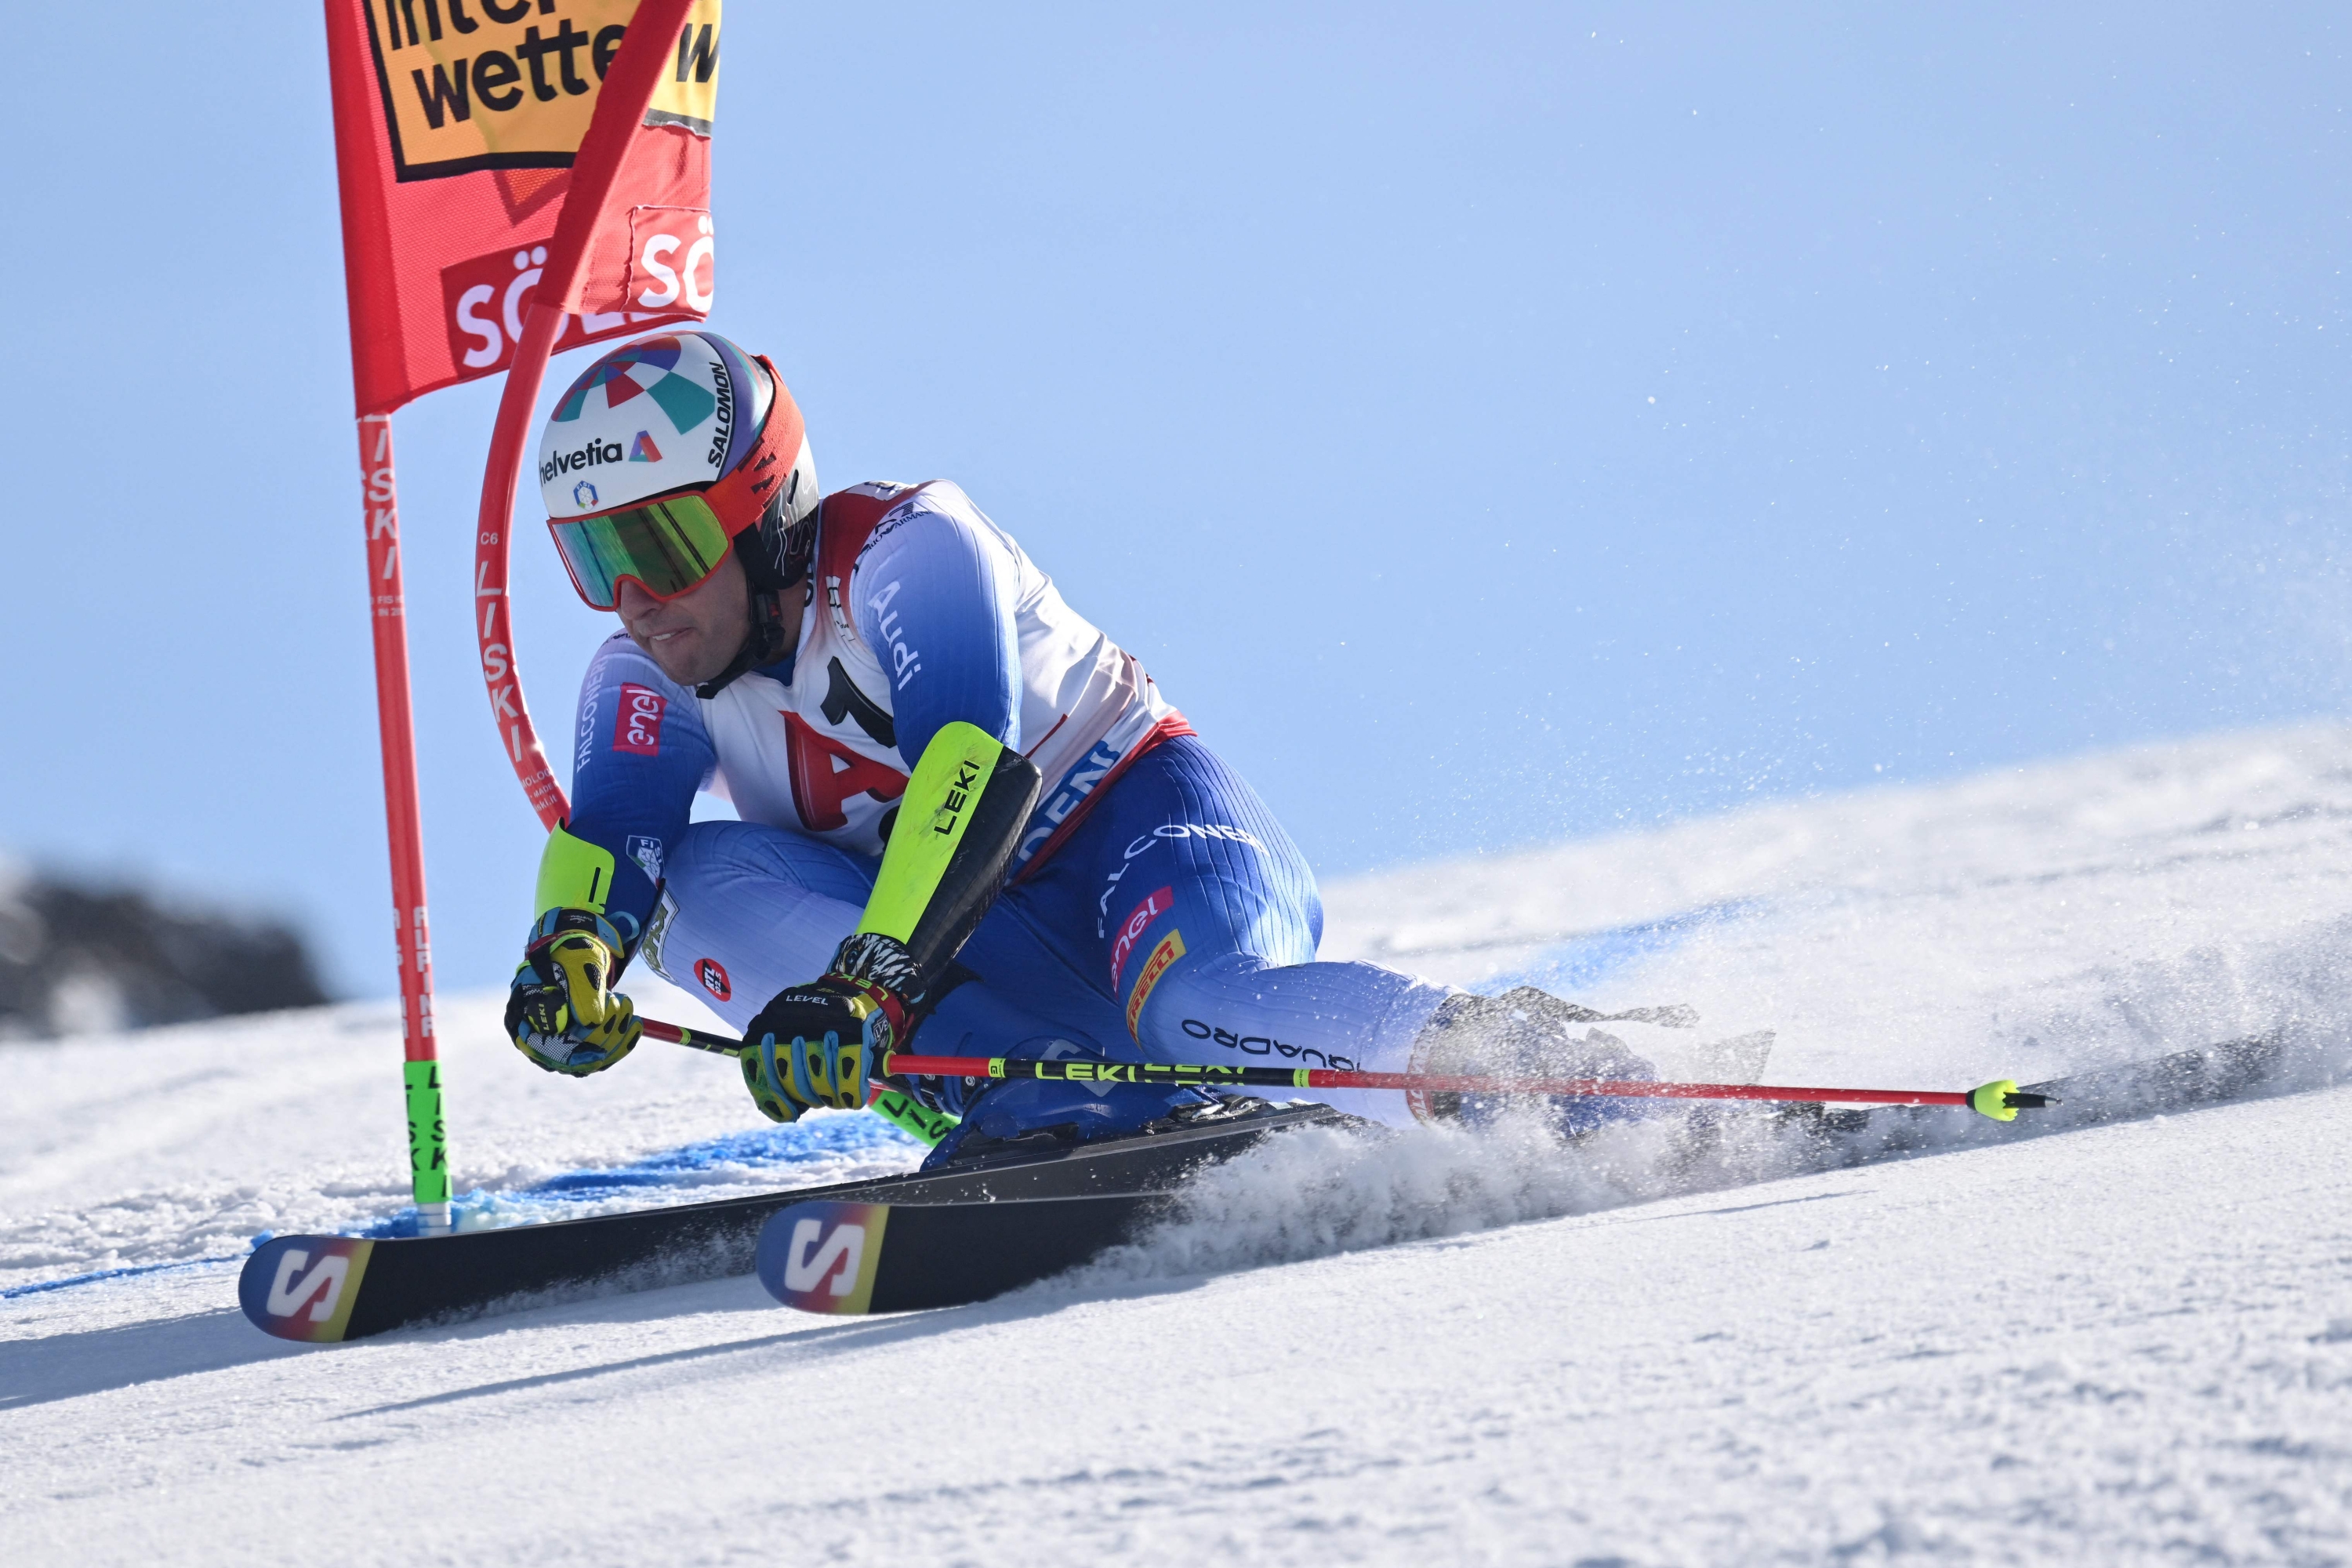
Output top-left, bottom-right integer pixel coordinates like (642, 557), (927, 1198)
(504, 330), (1673, 1160)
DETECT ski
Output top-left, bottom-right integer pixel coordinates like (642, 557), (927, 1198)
(755, 1033), (2316, 1319)
(758, 1194), (1167, 1315)
(1794, 1033), (2293, 1147)
(241, 1034), (2308, 1341)
(2024, 1033), (2296, 1117)
(238, 1100), (1346, 1344)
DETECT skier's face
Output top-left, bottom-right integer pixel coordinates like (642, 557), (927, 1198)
(616, 550), (753, 686)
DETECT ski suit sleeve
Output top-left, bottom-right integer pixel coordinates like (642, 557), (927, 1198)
(847, 504), (1023, 766)
(546, 633), (713, 937)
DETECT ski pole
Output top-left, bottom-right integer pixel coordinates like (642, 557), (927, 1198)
(637, 1018), (960, 1145)
(637, 1018), (2051, 1121)
(641, 1017), (741, 1056)
(880, 1054), (2050, 1120)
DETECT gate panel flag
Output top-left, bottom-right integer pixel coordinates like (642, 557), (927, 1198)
(325, 0), (722, 415)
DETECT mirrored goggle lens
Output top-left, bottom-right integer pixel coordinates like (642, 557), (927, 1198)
(547, 495), (734, 609)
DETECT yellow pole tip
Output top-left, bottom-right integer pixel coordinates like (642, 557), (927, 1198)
(1968, 1079), (2020, 1122)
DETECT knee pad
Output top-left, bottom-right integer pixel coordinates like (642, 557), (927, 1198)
(662, 818), (877, 909)
(639, 822), (875, 1025)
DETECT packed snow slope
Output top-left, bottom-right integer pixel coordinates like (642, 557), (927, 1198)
(6, 724), (2352, 1566)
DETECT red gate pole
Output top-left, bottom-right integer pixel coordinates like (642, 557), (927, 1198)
(356, 412), (451, 1236)
(473, 0), (695, 831)
(473, 303), (570, 833)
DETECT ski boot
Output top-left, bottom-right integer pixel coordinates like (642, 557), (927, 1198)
(1408, 986), (1673, 1139)
(920, 1074), (1250, 1167)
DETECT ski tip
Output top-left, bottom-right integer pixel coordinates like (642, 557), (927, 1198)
(238, 1235), (376, 1343)
(1966, 1078), (2054, 1120)
(756, 1200), (892, 1314)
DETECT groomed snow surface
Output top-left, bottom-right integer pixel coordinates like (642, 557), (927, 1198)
(7, 724), (2352, 1565)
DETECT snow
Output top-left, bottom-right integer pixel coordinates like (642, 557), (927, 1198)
(7, 724), (2352, 1564)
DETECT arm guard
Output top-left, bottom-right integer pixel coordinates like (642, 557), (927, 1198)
(841, 720), (1040, 996)
(529, 822), (642, 967)
(534, 822), (617, 917)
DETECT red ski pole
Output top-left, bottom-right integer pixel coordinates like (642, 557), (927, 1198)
(637, 1018), (2051, 1121)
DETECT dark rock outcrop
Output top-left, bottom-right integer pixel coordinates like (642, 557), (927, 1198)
(0, 876), (329, 1037)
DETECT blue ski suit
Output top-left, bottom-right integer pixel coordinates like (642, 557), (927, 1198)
(564, 481), (1451, 1131)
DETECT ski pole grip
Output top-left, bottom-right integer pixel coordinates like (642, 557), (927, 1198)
(640, 1017), (745, 1057)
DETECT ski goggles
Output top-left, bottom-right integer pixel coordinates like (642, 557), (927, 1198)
(545, 354), (804, 611)
(546, 492), (736, 610)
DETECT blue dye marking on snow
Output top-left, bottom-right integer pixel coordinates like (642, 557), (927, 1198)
(360, 1111), (927, 1239)
(532, 1115), (918, 1194)
(10, 1112), (930, 1291)
(1479, 900), (1762, 996)
(3, 1124), (895, 1292)
(2, 1254), (241, 1300)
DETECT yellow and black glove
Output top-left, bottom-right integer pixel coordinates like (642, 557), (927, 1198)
(739, 721), (1041, 1125)
(506, 908), (641, 1076)
(742, 936), (918, 1122)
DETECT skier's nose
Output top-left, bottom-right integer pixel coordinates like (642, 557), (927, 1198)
(615, 579), (660, 620)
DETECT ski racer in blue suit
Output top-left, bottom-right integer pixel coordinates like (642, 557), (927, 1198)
(505, 331), (1670, 1160)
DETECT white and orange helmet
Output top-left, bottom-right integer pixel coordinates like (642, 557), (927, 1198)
(538, 330), (819, 608)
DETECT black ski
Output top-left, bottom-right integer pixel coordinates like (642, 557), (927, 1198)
(238, 1101), (1345, 1344)
(752, 1034), (2321, 1319)
(757, 1193), (1168, 1314)
(1796, 1033), (2297, 1148)
(241, 1035), (2318, 1341)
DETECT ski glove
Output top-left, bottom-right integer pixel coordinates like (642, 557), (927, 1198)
(743, 933), (919, 1121)
(506, 909), (642, 1076)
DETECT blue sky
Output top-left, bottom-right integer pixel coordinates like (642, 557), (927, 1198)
(2, 3), (2345, 997)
